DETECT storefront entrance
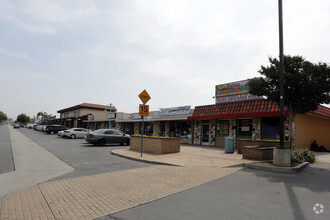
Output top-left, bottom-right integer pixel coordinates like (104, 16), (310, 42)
(202, 123), (209, 145)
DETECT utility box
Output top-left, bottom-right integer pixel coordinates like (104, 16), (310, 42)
(225, 137), (235, 153)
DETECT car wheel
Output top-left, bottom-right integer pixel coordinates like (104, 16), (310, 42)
(70, 134), (76, 139)
(126, 140), (130, 146)
(93, 143), (97, 146)
(50, 131), (54, 135)
(98, 139), (105, 146)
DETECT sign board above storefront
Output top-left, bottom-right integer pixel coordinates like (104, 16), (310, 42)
(107, 113), (116, 119)
(215, 79), (262, 104)
(160, 106), (191, 116)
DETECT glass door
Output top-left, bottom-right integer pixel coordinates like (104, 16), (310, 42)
(202, 123), (209, 145)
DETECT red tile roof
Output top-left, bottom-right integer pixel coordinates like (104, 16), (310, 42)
(188, 100), (289, 120)
(58, 103), (116, 113)
(311, 105), (330, 118)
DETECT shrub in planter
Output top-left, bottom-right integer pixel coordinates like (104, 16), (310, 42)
(291, 148), (315, 163)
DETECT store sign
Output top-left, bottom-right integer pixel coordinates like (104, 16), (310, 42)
(160, 106), (191, 116)
(88, 115), (94, 120)
(107, 113), (116, 119)
(215, 79), (262, 104)
(123, 113), (141, 120)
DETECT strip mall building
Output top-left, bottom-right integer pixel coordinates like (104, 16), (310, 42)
(188, 80), (330, 151)
(50, 80), (330, 151)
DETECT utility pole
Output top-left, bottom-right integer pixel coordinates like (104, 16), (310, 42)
(278, 0), (285, 149)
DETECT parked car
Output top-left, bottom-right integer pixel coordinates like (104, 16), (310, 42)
(85, 129), (130, 146)
(13, 124), (20, 129)
(27, 124), (37, 129)
(45, 125), (68, 134)
(62, 128), (91, 139)
(57, 130), (65, 137)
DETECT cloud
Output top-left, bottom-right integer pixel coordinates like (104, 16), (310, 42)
(0, 0), (103, 35)
(0, 48), (37, 64)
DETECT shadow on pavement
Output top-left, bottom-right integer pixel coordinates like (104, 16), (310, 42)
(241, 162), (330, 220)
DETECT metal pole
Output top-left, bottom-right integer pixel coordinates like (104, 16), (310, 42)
(278, 0), (285, 149)
(141, 116), (144, 157)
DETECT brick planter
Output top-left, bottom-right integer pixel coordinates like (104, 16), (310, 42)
(130, 136), (180, 154)
(242, 145), (275, 160)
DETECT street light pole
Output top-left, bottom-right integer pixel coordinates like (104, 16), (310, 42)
(278, 0), (285, 149)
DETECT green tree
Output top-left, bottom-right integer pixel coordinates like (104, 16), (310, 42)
(16, 113), (30, 124)
(0, 111), (8, 122)
(248, 55), (330, 147)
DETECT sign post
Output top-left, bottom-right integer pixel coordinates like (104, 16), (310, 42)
(138, 90), (151, 157)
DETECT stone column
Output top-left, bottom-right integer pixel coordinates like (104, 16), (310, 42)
(134, 122), (140, 134)
(193, 120), (201, 145)
(209, 119), (216, 146)
(252, 117), (261, 140)
(153, 121), (160, 136)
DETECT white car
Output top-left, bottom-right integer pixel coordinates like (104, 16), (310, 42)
(62, 128), (91, 139)
(57, 130), (65, 137)
(27, 124), (37, 129)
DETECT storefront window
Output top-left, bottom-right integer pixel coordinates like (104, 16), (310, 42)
(216, 120), (229, 136)
(170, 121), (191, 138)
(262, 117), (280, 139)
(145, 122), (153, 136)
(237, 119), (252, 137)
(123, 123), (134, 135)
(160, 122), (166, 136)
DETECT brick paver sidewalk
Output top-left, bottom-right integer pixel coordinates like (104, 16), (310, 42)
(0, 165), (241, 220)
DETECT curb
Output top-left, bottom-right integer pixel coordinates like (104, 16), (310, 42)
(245, 161), (309, 173)
(111, 151), (182, 167)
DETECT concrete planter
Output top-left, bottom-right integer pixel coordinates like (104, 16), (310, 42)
(242, 145), (275, 160)
(273, 148), (291, 167)
(130, 136), (180, 154)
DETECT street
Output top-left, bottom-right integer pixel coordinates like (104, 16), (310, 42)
(19, 127), (150, 180)
(1, 125), (330, 219)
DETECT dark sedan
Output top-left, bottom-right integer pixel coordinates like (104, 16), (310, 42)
(85, 129), (130, 146)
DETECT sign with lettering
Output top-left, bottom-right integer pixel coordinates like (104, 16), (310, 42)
(138, 90), (151, 104)
(139, 104), (149, 116)
(215, 79), (262, 104)
(160, 106), (191, 116)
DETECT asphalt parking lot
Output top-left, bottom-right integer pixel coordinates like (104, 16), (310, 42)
(18, 127), (150, 180)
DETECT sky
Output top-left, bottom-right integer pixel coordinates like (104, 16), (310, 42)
(1, 0), (330, 119)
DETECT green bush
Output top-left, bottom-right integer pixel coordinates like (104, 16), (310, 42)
(131, 134), (169, 138)
(291, 148), (315, 163)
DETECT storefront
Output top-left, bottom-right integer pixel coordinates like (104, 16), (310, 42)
(188, 80), (330, 151)
(116, 106), (193, 144)
(52, 103), (117, 129)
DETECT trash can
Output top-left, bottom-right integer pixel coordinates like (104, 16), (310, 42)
(225, 137), (235, 153)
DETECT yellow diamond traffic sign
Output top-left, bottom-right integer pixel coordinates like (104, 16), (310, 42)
(138, 90), (151, 104)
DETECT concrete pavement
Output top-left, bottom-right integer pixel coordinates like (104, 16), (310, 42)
(316, 152), (330, 163)
(0, 127), (243, 220)
(0, 126), (74, 198)
(112, 145), (255, 167)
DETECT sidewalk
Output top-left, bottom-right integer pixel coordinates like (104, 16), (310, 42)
(0, 126), (74, 198)
(112, 145), (254, 167)
(316, 152), (330, 163)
